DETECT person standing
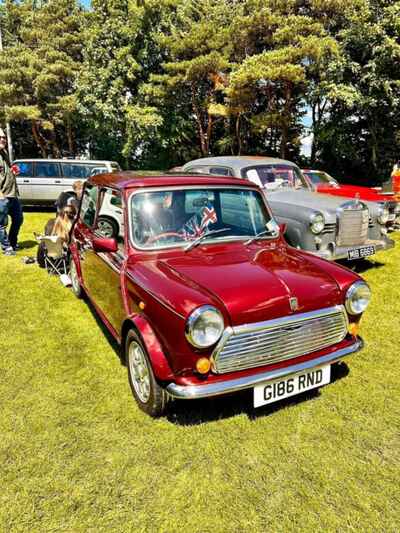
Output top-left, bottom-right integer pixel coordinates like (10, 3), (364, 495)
(0, 128), (23, 255)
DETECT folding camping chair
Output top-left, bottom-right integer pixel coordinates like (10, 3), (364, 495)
(35, 234), (69, 276)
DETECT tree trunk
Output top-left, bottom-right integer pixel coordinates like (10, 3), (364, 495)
(280, 83), (292, 159)
(191, 84), (207, 156)
(66, 117), (74, 156)
(32, 121), (47, 157)
(236, 114), (242, 155)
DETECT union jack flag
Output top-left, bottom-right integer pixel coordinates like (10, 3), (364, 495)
(180, 203), (218, 241)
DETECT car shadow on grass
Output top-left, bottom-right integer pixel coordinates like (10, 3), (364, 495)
(84, 297), (125, 365)
(166, 362), (350, 426)
(337, 258), (385, 274)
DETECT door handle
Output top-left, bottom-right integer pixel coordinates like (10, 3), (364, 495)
(23, 180), (30, 183)
(55, 180), (61, 184)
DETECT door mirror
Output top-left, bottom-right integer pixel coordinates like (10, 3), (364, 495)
(92, 236), (118, 253)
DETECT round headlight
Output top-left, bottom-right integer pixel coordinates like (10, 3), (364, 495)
(310, 212), (325, 234)
(185, 305), (224, 348)
(378, 206), (389, 224)
(345, 281), (371, 315)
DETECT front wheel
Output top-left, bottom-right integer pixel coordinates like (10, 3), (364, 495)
(126, 330), (169, 417)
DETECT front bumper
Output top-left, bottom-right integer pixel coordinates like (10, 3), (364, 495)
(166, 337), (363, 400)
(313, 238), (395, 261)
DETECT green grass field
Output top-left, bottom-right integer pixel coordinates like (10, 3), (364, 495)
(1, 211), (399, 532)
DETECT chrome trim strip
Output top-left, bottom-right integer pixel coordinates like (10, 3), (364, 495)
(166, 338), (363, 399)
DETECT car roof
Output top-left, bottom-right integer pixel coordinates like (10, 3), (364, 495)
(13, 158), (118, 165)
(184, 155), (299, 170)
(89, 171), (256, 190)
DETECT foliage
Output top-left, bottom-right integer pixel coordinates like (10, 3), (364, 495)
(1, 0), (400, 180)
(0, 0), (85, 157)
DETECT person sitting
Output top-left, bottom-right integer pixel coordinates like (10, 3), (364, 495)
(37, 206), (76, 268)
(55, 180), (84, 213)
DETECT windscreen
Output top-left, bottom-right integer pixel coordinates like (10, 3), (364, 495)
(244, 164), (309, 190)
(304, 170), (339, 186)
(130, 187), (275, 249)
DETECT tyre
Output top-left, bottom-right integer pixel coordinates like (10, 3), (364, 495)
(126, 330), (169, 417)
(97, 216), (119, 239)
(70, 257), (83, 299)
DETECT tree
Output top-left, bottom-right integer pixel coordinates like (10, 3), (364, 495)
(0, 0), (85, 157)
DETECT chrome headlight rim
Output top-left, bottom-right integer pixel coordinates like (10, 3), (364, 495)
(393, 203), (400, 215)
(378, 206), (389, 224)
(185, 305), (224, 349)
(309, 212), (325, 234)
(345, 281), (371, 315)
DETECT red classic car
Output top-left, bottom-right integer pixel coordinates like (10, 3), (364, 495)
(69, 171), (371, 417)
(302, 169), (400, 230)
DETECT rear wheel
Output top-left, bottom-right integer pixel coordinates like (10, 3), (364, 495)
(126, 330), (169, 417)
(97, 216), (119, 239)
(70, 257), (83, 299)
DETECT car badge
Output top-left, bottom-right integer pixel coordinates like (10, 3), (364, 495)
(289, 297), (298, 312)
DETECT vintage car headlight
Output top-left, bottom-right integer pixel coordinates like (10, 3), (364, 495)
(185, 305), (224, 348)
(345, 281), (371, 315)
(310, 212), (325, 234)
(377, 206), (389, 224)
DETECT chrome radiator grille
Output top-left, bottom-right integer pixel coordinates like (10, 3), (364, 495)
(336, 206), (369, 246)
(212, 306), (348, 374)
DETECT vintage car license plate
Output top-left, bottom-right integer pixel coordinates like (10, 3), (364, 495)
(254, 365), (331, 408)
(347, 245), (375, 260)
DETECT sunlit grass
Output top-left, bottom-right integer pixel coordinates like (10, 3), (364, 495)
(1, 212), (399, 532)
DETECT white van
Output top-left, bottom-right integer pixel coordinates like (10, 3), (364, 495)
(13, 159), (121, 204)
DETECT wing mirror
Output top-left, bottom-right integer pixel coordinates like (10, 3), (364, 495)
(92, 236), (118, 253)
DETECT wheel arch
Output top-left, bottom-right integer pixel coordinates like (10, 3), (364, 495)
(121, 315), (174, 381)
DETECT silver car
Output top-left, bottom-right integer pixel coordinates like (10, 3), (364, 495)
(183, 156), (394, 261)
(14, 159), (120, 204)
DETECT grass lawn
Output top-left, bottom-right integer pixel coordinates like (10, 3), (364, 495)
(1, 211), (399, 532)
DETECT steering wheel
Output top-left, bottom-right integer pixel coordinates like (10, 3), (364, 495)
(145, 231), (184, 245)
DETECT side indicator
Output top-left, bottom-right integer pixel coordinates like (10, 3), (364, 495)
(196, 358), (211, 374)
(348, 322), (359, 337)
(139, 301), (146, 310)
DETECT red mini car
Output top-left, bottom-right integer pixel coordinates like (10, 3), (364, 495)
(302, 169), (400, 230)
(69, 172), (371, 417)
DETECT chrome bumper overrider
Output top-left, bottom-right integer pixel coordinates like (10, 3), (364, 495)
(166, 338), (363, 400)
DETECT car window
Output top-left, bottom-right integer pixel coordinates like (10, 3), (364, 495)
(97, 188), (124, 248)
(244, 165), (309, 190)
(209, 167), (233, 176)
(62, 163), (104, 179)
(80, 184), (98, 227)
(220, 190), (266, 231)
(15, 162), (33, 177)
(35, 162), (60, 178)
(130, 187), (273, 250)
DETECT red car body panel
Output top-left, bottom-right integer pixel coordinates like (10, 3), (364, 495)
(70, 171), (366, 394)
(302, 169), (397, 202)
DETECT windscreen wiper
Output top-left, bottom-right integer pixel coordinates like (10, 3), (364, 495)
(244, 227), (278, 245)
(184, 228), (231, 252)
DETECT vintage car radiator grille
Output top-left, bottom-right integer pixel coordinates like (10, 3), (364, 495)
(336, 206), (369, 246)
(212, 306), (348, 374)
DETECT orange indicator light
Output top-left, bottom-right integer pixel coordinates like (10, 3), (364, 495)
(139, 301), (146, 310)
(348, 322), (359, 337)
(196, 357), (211, 374)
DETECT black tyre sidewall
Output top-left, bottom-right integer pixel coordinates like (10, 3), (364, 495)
(70, 257), (83, 299)
(125, 330), (168, 417)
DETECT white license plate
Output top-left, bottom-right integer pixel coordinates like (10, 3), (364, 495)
(347, 245), (375, 260)
(254, 365), (331, 408)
